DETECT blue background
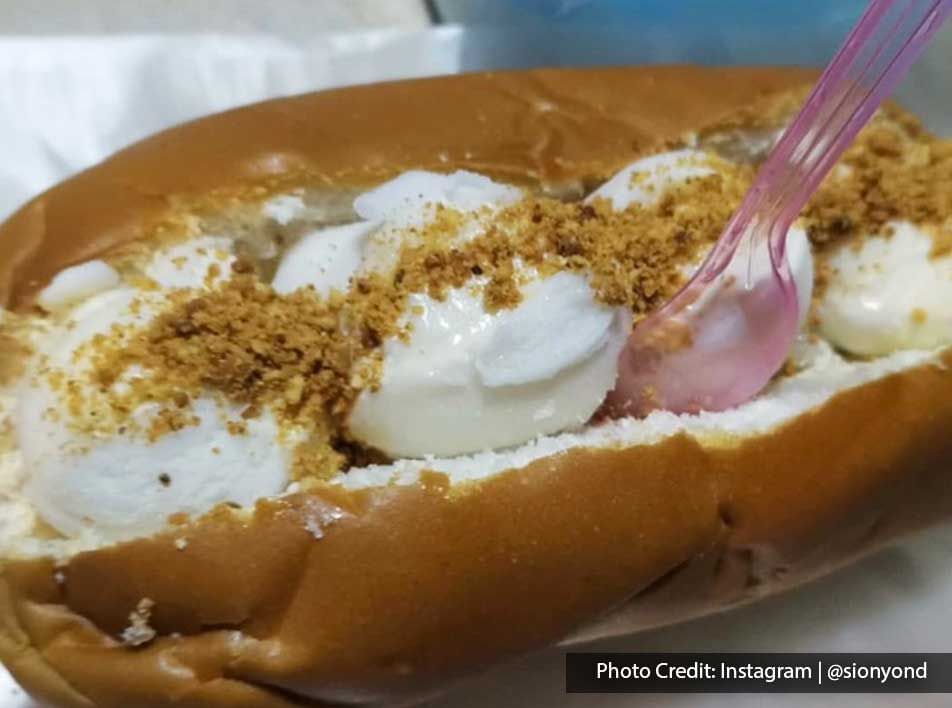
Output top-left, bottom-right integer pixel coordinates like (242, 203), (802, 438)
(435, 0), (869, 69)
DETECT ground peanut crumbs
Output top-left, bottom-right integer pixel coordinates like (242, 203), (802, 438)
(70, 154), (751, 478)
(804, 108), (952, 252)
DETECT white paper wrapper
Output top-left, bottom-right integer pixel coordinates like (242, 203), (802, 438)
(0, 30), (464, 221)
(1, 27), (951, 708)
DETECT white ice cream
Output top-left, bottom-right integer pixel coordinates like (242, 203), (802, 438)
(15, 237), (293, 541)
(292, 170), (631, 458)
(20, 391), (291, 540)
(818, 221), (952, 355)
(145, 234), (235, 289)
(354, 169), (522, 227)
(786, 227), (815, 328)
(0, 392), (34, 550)
(272, 170), (523, 296)
(272, 221), (377, 297)
(360, 170), (524, 276)
(36, 259), (120, 313)
(588, 148), (717, 211)
(348, 273), (629, 458)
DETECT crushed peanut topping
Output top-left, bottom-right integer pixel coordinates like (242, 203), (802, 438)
(804, 108), (952, 252)
(58, 154), (752, 478)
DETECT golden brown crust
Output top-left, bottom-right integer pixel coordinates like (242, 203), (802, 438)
(3, 66), (951, 708)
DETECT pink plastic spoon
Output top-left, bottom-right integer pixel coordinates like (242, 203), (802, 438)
(606, 0), (952, 417)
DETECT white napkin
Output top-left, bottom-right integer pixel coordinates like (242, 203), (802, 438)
(0, 29), (463, 221)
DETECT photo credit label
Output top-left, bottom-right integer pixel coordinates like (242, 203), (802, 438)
(566, 653), (945, 693)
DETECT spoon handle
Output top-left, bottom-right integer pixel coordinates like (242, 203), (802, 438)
(704, 0), (952, 282)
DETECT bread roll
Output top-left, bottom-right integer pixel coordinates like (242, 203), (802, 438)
(1, 66), (950, 708)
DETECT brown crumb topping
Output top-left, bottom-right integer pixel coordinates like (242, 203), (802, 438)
(59, 152), (750, 479)
(804, 108), (952, 253)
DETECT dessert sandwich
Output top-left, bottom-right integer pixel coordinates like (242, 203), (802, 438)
(0, 66), (950, 707)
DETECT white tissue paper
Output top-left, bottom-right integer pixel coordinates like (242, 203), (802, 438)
(0, 30), (464, 221)
(1, 28), (952, 708)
